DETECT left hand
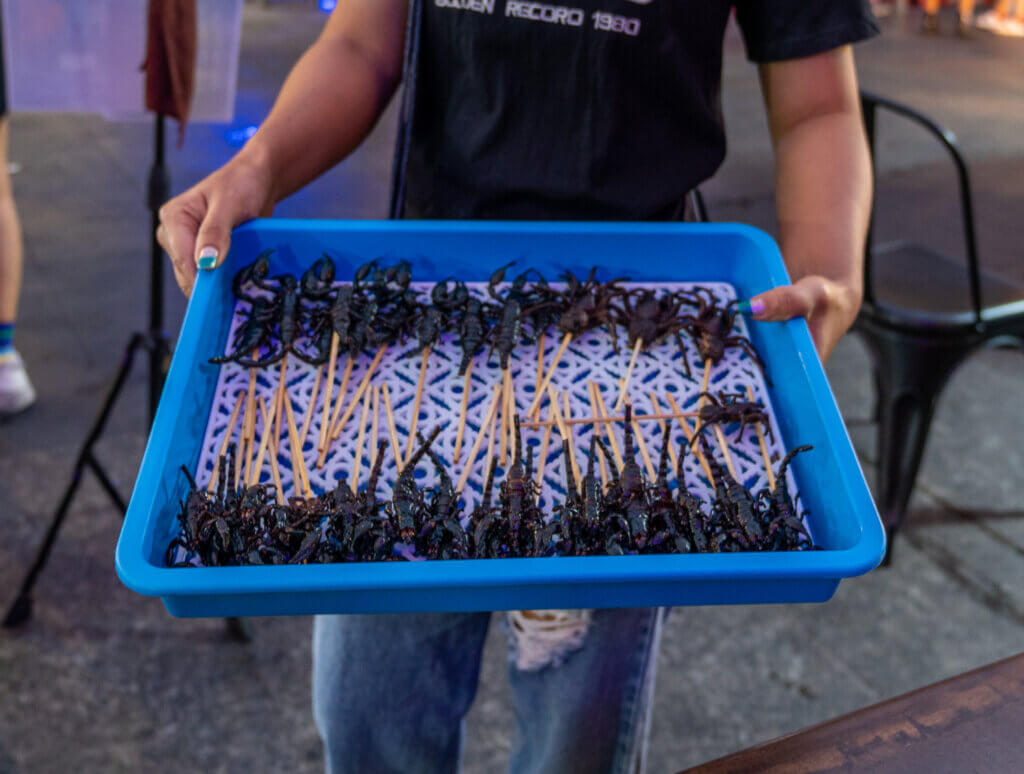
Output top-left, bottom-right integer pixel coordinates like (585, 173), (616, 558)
(744, 275), (861, 362)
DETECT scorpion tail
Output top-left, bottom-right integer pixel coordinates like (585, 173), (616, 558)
(594, 437), (619, 486)
(563, 441), (578, 495)
(526, 444), (534, 483)
(513, 415), (523, 466)
(586, 436), (597, 479)
(180, 464), (199, 493)
(482, 456), (498, 511)
(418, 431), (454, 490)
(657, 428), (671, 487)
(622, 404), (636, 464)
(777, 445), (813, 480)
(217, 454), (228, 503)
(226, 442), (238, 495)
(406, 425), (443, 473)
(366, 440), (388, 496)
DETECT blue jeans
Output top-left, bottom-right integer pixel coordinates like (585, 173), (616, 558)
(312, 608), (666, 773)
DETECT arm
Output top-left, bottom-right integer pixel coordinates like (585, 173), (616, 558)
(159, 0), (409, 294)
(747, 46), (872, 362)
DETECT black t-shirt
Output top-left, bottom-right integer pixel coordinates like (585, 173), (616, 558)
(402, 0), (878, 221)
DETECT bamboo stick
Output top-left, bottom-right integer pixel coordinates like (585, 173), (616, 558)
(713, 424), (739, 480)
(455, 383), (502, 494)
(629, 401), (657, 480)
(299, 364), (324, 448)
(745, 385), (776, 491)
(592, 386), (624, 472)
(284, 391), (312, 499)
(453, 360), (473, 463)
(329, 345), (388, 444)
(404, 345), (431, 465)
(241, 351), (259, 485)
(381, 383), (404, 474)
(647, 391), (679, 473)
(520, 408), (700, 429)
(261, 400), (286, 505)
(587, 382), (609, 489)
(317, 332), (340, 454)
(320, 353), (353, 457)
(499, 368), (510, 466)
(370, 385), (380, 469)
(547, 386), (582, 486)
(535, 404), (553, 488)
(351, 386), (372, 493)
(526, 331), (571, 418)
(614, 337), (643, 411)
(535, 331), (545, 396)
(273, 358), (287, 454)
(506, 367), (517, 462)
(664, 393), (715, 483)
(249, 396), (279, 487)
(207, 391), (245, 493)
(561, 390), (581, 487)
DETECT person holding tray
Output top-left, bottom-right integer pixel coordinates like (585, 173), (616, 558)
(158, 2), (877, 772)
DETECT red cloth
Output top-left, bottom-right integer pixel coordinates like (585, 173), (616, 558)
(142, 0), (197, 145)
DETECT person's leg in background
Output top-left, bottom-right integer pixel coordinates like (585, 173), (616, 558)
(922, 0), (942, 32)
(312, 612), (492, 774)
(957, 0), (977, 33)
(0, 115), (35, 417)
(506, 607), (666, 774)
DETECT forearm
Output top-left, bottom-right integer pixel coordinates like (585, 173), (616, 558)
(773, 107), (872, 312)
(235, 15), (406, 204)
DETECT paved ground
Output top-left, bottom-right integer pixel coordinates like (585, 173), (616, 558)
(0, 3), (1021, 772)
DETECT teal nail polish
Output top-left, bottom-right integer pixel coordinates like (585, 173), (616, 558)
(197, 247), (218, 270)
(737, 300), (752, 315)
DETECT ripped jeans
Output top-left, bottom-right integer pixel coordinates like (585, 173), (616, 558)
(312, 608), (665, 774)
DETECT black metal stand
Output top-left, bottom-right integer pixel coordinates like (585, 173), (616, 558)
(3, 115), (248, 642)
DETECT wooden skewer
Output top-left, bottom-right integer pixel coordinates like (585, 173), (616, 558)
(249, 396), (279, 487)
(241, 349), (259, 485)
(526, 331), (571, 418)
(455, 384), (502, 494)
(547, 385), (582, 487)
(453, 360), (473, 463)
(521, 408), (700, 429)
(284, 391), (312, 499)
(329, 345), (388, 444)
(381, 383), (404, 474)
(207, 391), (245, 493)
(664, 393), (715, 483)
(592, 386), (624, 472)
(561, 389), (583, 489)
(535, 404), (553, 488)
(587, 382), (609, 489)
(745, 385), (776, 491)
(318, 332), (340, 453)
(273, 358), (287, 454)
(370, 385), (380, 469)
(351, 386), (372, 493)
(629, 400), (657, 480)
(614, 337), (643, 411)
(713, 424), (739, 480)
(299, 364), (324, 448)
(506, 367), (517, 462)
(499, 367), (510, 466)
(405, 345), (431, 465)
(486, 388), (499, 465)
(321, 354), (353, 453)
(698, 358), (713, 412)
(262, 400), (286, 505)
(535, 331), (545, 397)
(647, 391), (679, 473)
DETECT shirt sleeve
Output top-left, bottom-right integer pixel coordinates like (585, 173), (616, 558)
(734, 0), (880, 63)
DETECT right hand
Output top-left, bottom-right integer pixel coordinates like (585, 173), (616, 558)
(157, 153), (276, 296)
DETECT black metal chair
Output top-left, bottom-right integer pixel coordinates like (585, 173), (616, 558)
(856, 91), (1024, 563)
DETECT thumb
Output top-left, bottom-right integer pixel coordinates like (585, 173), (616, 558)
(742, 278), (824, 322)
(194, 200), (235, 273)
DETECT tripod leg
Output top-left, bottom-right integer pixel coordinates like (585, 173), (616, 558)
(2, 335), (145, 628)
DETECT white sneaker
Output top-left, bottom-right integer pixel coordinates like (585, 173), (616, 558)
(975, 9), (1002, 31)
(999, 18), (1024, 36)
(0, 351), (37, 416)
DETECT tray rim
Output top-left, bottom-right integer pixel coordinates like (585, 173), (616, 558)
(115, 219), (885, 604)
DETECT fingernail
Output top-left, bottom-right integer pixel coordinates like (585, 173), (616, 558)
(197, 247), (218, 270)
(738, 299), (765, 317)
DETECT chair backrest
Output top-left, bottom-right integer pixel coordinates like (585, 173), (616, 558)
(859, 90), (983, 325)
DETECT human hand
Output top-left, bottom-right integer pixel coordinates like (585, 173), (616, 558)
(740, 276), (861, 362)
(157, 153), (275, 296)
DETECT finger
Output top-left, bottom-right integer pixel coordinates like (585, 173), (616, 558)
(742, 279), (825, 322)
(159, 205), (200, 295)
(194, 199), (234, 274)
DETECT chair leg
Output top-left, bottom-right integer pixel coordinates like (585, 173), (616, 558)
(854, 328), (971, 564)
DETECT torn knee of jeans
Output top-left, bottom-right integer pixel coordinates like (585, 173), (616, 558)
(504, 609), (593, 672)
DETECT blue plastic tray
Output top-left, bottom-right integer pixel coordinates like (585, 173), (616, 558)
(115, 219), (884, 617)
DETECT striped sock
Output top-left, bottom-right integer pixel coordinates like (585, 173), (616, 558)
(0, 322), (13, 356)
